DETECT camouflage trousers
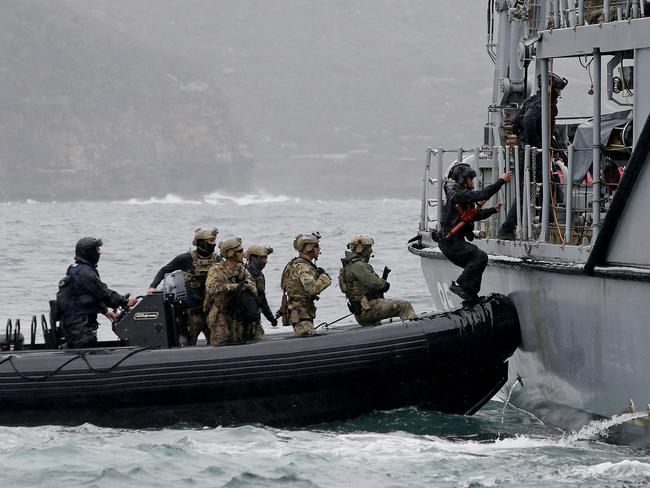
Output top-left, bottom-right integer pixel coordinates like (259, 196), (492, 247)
(250, 321), (266, 340)
(207, 307), (264, 345)
(186, 308), (210, 345)
(288, 299), (317, 337)
(355, 298), (416, 326)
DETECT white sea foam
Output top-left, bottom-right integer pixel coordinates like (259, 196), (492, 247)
(565, 411), (650, 443)
(118, 191), (300, 206)
(579, 459), (650, 477)
(122, 194), (202, 205)
(202, 191), (299, 206)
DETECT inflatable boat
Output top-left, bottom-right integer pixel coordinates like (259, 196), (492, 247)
(0, 282), (520, 428)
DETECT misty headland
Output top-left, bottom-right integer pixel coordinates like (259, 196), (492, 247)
(1, 0), (491, 201)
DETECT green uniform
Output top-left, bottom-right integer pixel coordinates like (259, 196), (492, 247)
(183, 250), (221, 344)
(339, 251), (416, 326)
(281, 258), (331, 336)
(204, 261), (258, 345)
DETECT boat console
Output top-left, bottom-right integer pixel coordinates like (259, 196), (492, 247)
(113, 270), (190, 348)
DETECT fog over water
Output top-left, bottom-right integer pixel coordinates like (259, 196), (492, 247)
(1, 0), (498, 201)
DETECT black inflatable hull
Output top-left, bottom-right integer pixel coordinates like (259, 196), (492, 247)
(0, 294), (520, 428)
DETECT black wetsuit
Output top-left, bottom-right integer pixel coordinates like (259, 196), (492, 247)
(150, 252), (194, 304)
(56, 257), (127, 348)
(439, 179), (505, 297)
(149, 252), (193, 289)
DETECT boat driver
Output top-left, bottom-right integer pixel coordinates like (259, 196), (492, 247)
(56, 237), (137, 348)
(339, 234), (416, 325)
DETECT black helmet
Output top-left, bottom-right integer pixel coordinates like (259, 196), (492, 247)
(449, 163), (477, 185)
(75, 237), (103, 265)
(537, 72), (568, 91)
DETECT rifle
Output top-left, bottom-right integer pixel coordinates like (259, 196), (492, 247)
(444, 200), (487, 239)
(381, 266), (391, 282)
(367, 266), (392, 299)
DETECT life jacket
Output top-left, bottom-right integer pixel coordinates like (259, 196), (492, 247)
(441, 182), (477, 240)
(56, 261), (102, 315)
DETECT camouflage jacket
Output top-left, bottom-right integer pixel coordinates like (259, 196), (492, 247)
(338, 251), (387, 301)
(204, 262), (257, 312)
(281, 257), (331, 303)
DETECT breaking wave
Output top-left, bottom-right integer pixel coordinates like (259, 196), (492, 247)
(121, 191), (300, 206)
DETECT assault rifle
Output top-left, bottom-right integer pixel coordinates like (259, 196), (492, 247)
(367, 266), (392, 299)
(445, 200), (487, 239)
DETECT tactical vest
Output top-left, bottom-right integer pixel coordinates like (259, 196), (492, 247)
(339, 257), (371, 301)
(281, 257), (318, 301)
(247, 266), (266, 298)
(182, 250), (220, 298)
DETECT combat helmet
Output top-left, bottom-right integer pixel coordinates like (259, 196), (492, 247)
(193, 227), (218, 245)
(293, 232), (321, 252)
(75, 237), (103, 265)
(347, 234), (374, 253)
(219, 237), (244, 258)
(449, 163), (477, 186)
(537, 72), (568, 91)
(245, 245), (273, 258)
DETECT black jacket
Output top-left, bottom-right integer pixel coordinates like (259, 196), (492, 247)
(441, 179), (505, 240)
(513, 93), (559, 149)
(57, 257), (127, 317)
(149, 252), (194, 289)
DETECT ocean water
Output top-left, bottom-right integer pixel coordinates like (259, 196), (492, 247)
(1, 195), (650, 487)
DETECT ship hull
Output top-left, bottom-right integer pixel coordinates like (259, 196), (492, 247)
(412, 244), (650, 445)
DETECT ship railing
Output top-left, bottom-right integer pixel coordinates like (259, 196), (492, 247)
(419, 143), (609, 246)
(419, 145), (507, 239)
(548, 0), (645, 29)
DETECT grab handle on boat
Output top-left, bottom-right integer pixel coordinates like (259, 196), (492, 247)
(41, 315), (53, 348)
(30, 315), (37, 346)
(4, 319), (12, 351)
(13, 319), (21, 351)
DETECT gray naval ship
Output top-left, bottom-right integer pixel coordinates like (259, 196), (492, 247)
(410, 0), (650, 445)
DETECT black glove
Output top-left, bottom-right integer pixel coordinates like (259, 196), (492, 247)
(270, 317), (278, 327)
(382, 282), (390, 293)
(317, 267), (328, 275)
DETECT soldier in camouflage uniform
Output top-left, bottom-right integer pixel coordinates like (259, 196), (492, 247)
(245, 245), (277, 338)
(148, 228), (220, 345)
(204, 238), (258, 345)
(280, 233), (332, 337)
(339, 234), (416, 326)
